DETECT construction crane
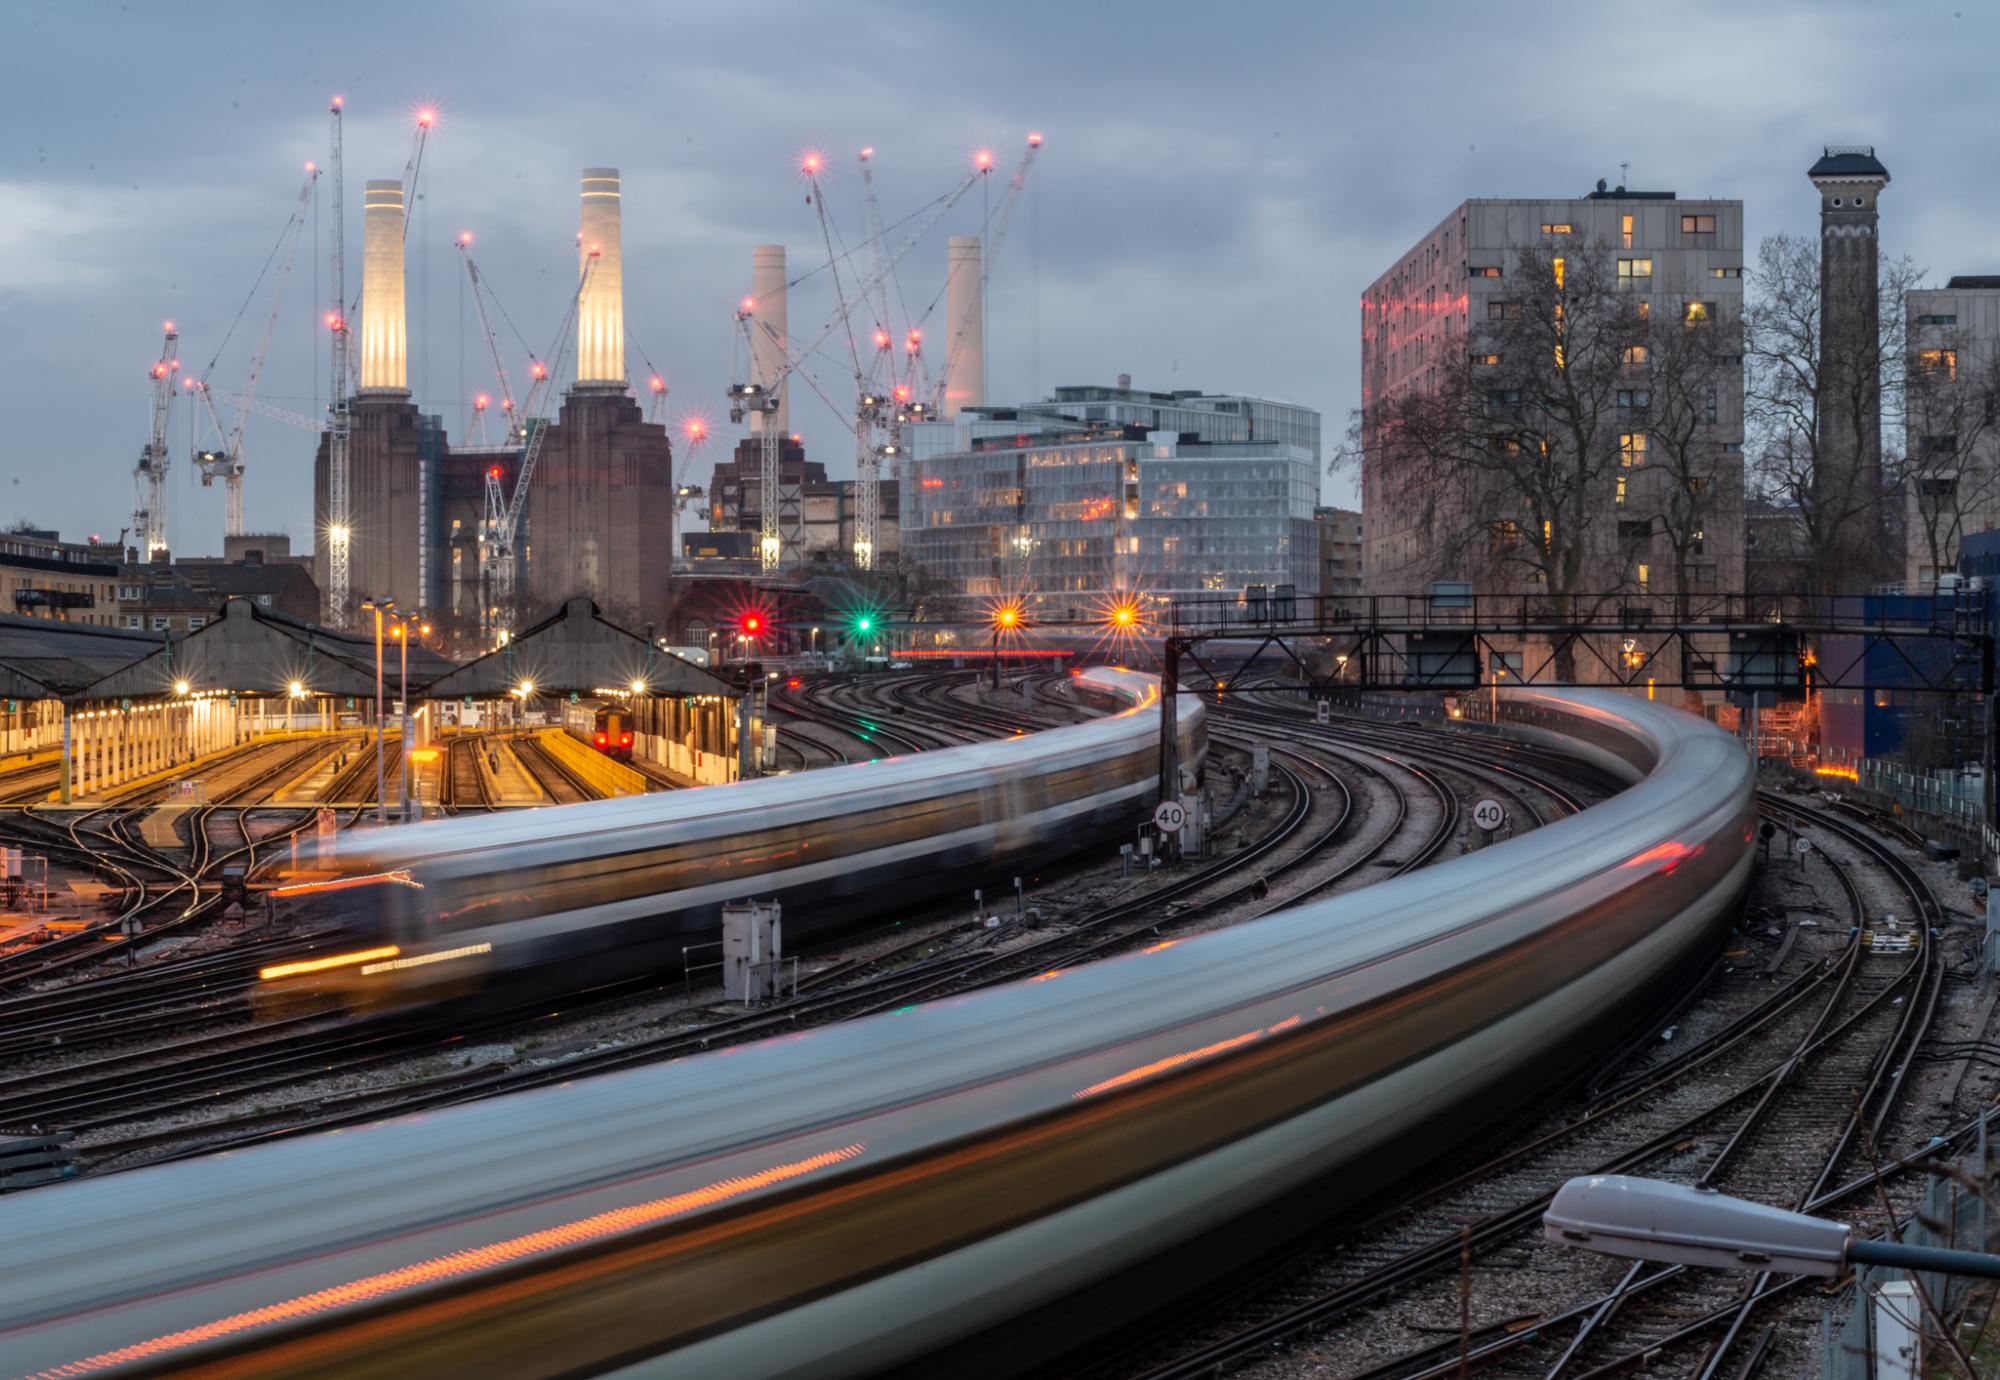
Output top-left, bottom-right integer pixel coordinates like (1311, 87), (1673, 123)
(927, 133), (1042, 417)
(131, 322), (180, 559)
(325, 95), (354, 628)
(481, 252), (599, 628)
(196, 383), (324, 435)
(194, 165), (318, 536)
(731, 158), (985, 572)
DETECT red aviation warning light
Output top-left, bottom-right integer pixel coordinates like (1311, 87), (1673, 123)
(649, 375), (666, 394)
(416, 107), (437, 129)
(973, 148), (996, 171)
(474, 393), (490, 411)
(682, 415), (708, 443)
(488, 466), (503, 480)
(799, 149), (826, 176)
(1027, 131), (1044, 147)
(530, 361), (547, 380)
(458, 231), (474, 247)
(874, 329), (891, 350)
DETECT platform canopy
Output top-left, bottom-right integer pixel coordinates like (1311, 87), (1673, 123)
(421, 597), (739, 701)
(0, 614), (162, 701)
(78, 597), (453, 703)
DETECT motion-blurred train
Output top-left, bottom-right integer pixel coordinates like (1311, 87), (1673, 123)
(3, 686), (1756, 1378)
(262, 668), (1205, 1014)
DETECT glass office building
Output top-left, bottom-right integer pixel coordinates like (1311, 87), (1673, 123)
(902, 382), (1320, 614)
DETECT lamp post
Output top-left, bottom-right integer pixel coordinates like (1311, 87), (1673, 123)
(287, 680), (304, 735)
(360, 598), (393, 823)
(390, 619), (412, 821)
(1544, 1174), (2000, 1280)
(810, 626), (820, 656)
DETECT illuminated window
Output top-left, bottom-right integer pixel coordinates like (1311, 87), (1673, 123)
(1471, 352), (1501, 366)
(1469, 265), (1503, 278)
(1711, 266), (1743, 279)
(1541, 223), (1574, 235)
(1553, 256), (1566, 289)
(1919, 348), (1959, 380)
(1614, 474), (1627, 506)
(1621, 214), (1633, 249)
(1617, 258), (1653, 281)
(1684, 300), (1714, 325)
(1623, 344), (1650, 367)
(1620, 432), (1648, 466)
(1681, 214), (1717, 234)
(1636, 563), (1650, 592)
(1542, 519), (1552, 551)
(1488, 300), (1522, 321)
(1637, 300), (1650, 321)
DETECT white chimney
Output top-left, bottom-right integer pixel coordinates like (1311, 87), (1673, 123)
(944, 235), (984, 417)
(749, 245), (789, 434)
(359, 180), (407, 393)
(576, 168), (624, 385)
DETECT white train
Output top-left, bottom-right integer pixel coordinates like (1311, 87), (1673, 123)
(0, 685), (1754, 1378)
(261, 667), (1205, 1012)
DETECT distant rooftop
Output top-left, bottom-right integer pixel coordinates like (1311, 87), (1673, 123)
(1809, 145), (1890, 181)
(1584, 180), (1676, 201)
(1946, 275), (2000, 290)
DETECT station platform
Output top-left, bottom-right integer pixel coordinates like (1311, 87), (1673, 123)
(483, 738), (550, 806)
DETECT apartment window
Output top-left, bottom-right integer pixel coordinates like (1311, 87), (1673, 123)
(1553, 256), (1566, 289)
(1485, 389), (1522, 413)
(1471, 352), (1500, 366)
(1541, 223), (1574, 235)
(1487, 300), (1522, 320)
(1490, 437), (1523, 454)
(1636, 300), (1650, 321)
(1919, 348), (1959, 380)
(1636, 563), (1650, 592)
(1916, 313), (1958, 326)
(1623, 344), (1650, 366)
(1618, 389), (1651, 409)
(257, 594), (273, 606)
(1721, 442), (1743, 454)
(1720, 354), (1744, 367)
(1619, 520), (1651, 543)
(119, 584), (140, 600)
(1919, 475), (1958, 498)
(151, 615), (169, 631)
(123, 615), (141, 629)
(1681, 214), (1717, 234)
(1683, 301), (1715, 325)
(1710, 266), (1743, 278)
(1617, 258), (1654, 281)
(1690, 565), (1717, 588)
(1489, 519), (1520, 541)
(1919, 434), (1959, 455)
(1469, 265), (1503, 278)
(187, 615), (206, 630)
(1621, 214), (1633, 249)
(1614, 474), (1628, 506)
(1620, 432), (1648, 466)
(1705, 387), (1718, 424)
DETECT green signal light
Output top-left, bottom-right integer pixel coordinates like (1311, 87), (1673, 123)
(855, 616), (872, 632)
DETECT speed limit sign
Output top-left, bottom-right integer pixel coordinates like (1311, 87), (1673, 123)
(1794, 836), (1812, 855)
(1471, 798), (1508, 832)
(1153, 799), (1189, 834)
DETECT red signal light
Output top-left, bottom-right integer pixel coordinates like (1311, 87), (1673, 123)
(741, 613), (763, 635)
(786, 677), (801, 689)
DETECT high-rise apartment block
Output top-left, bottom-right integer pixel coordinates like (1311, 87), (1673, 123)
(1362, 187), (1746, 599)
(1905, 275), (2000, 586)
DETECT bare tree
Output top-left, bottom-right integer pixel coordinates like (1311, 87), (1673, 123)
(1630, 295), (1740, 617)
(1743, 232), (1921, 596)
(1903, 325), (2000, 587)
(1361, 241), (1657, 675)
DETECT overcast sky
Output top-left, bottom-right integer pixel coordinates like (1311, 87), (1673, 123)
(3, 0), (1996, 557)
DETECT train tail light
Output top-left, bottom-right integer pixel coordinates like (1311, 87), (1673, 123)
(595, 733), (608, 746)
(620, 734), (632, 746)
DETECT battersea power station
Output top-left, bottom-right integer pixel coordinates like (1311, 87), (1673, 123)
(312, 168), (676, 644)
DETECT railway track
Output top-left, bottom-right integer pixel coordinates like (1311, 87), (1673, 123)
(510, 733), (596, 804)
(1098, 785), (1948, 1380)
